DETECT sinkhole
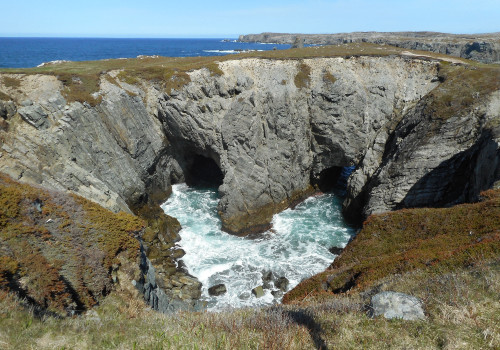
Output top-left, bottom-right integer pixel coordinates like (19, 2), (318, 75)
(162, 166), (356, 311)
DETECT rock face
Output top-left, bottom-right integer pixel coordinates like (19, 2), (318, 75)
(252, 286), (265, 298)
(159, 57), (442, 234)
(1, 56), (499, 231)
(371, 291), (426, 320)
(238, 32), (500, 63)
(1, 52), (499, 309)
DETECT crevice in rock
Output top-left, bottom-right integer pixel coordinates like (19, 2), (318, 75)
(312, 165), (355, 197)
(312, 166), (343, 193)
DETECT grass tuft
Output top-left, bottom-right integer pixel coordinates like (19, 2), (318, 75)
(323, 70), (337, 84)
(1, 76), (21, 89)
(294, 62), (311, 89)
(57, 73), (102, 106)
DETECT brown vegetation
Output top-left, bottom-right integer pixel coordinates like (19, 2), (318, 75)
(294, 62), (311, 89)
(284, 189), (500, 304)
(426, 62), (500, 120)
(1, 42), (490, 108)
(0, 174), (144, 314)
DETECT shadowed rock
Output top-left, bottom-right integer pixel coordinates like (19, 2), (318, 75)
(208, 284), (227, 296)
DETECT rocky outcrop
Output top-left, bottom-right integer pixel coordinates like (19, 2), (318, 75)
(158, 57), (442, 234)
(1, 54), (499, 233)
(238, 32), (500, 63)
(343, 73), (500, 222)
(371, 291), (426, 320)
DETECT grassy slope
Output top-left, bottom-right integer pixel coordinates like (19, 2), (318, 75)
(284, 190), (500, 304)
(0, 256), (497, 349)
(0, 174), (144, 315)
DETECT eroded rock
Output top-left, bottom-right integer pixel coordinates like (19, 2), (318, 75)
(252, 286), (265, 298)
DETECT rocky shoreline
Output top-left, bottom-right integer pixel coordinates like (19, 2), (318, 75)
(238, 31), (500, 63)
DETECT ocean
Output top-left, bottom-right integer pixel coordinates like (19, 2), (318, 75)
(0, 37), (291, 68)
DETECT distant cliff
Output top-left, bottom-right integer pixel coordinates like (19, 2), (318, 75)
(239, 32), (500, 63)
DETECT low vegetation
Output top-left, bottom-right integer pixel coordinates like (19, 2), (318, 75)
(322, 70), (337, 85)
(0, 76), (21, 89)
(0, 257), (497, 349)
(0, 174), (144, 315)
(294, 62), (311, 89)
(0, 90), (12, 101)
(284, 189), (500, 303)
(2, 42), (494, 107)
(426, 62), (500, 120)
(1, 177), (498, 348)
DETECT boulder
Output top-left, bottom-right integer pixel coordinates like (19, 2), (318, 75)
(275, 277), (289, 292)
(371, 291), (426, 320)
(262, 270), (273, 282)
(208, 284), (227, 296)
(329, 246), (343, 255)
(271, 290), (283, 298)
(251, 286), (265, 298)
(263, 281), (273, 289)
(239, 292), (251, 300)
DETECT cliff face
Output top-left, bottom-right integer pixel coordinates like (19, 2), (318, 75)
(0, 75), (174, 213)
(159, 57), (441, 234)
(1, 54), (499, 234)
(1, 51), (499, 310)
(239, 32), (500, 64)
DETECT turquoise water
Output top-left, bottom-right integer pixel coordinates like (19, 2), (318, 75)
(162, 184), (356, 311)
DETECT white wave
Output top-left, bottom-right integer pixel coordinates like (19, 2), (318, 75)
(203, 50), (239, 54)
(203, 49), (265, 54)
(37, 60), (71, 67)
(162, 184), (355, 311)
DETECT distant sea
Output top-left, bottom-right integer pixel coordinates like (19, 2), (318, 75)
(0, 38), (292, 69)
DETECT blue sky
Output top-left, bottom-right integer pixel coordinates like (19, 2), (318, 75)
(1, 0), (498, 37)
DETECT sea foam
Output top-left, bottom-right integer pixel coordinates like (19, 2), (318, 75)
(162, 184), (355, 311)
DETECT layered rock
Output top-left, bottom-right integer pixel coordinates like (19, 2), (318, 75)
(158, 57), (441, 234)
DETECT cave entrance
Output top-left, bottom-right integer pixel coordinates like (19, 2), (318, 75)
(314, 166), (355, 196)
(185, 154), (224, 188)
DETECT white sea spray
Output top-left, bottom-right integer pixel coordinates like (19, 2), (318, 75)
(162, 184), (355, 311)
